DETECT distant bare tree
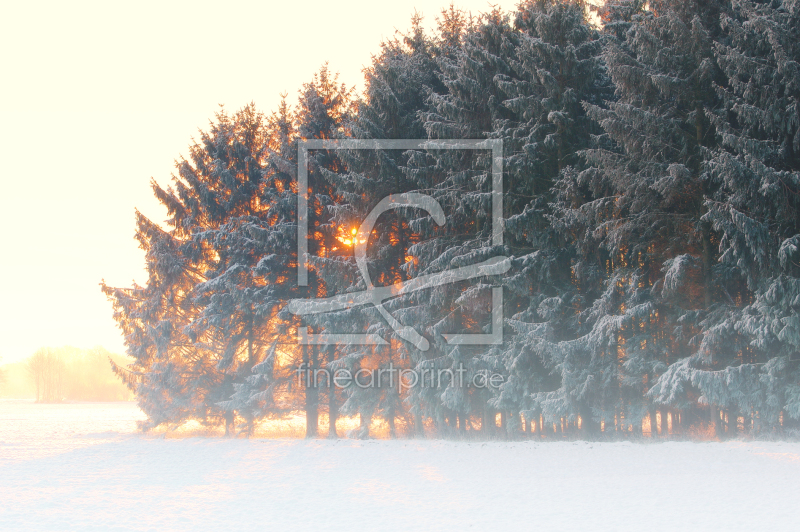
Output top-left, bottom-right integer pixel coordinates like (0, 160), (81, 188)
(25, 351), (43, 400)
(25, 348), (65, 402)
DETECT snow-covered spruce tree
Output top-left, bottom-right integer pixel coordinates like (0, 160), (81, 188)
(191, 102), (315, 436)
(540, 0), (726, 437)
(405, 7), (519, 438)
(229, 66), (354, 439)
(594, 0), (647, 42)
(217, 98), (303, 435)
(490, 0), (613, 438)
(102, 105), (270, 432)
(307, 16), (447, 439)
(102, 209), (204, 429)
(675, 0), (800, 435)
(185, 105), (275, 436)
(294, 67), (355, 439)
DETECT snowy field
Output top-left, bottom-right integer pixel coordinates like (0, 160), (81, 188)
(1, 400), (798, 531)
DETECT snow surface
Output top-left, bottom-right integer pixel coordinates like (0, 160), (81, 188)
(1, 400), (798, 531)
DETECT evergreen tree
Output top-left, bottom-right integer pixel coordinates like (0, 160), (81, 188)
(217, 98), (302, 433)
(410, 7), (516, 436)
(676, 0), (800, 434)
(538, 0), (724, 436)
(317, 16), (446, 438)
(495, 0), (613, 437)
(233, 66), (356, 438)
(106, 0), (800, 441)
(102, 105), (271, 431)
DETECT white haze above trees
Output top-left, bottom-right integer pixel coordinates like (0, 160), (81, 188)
(103, 0), (800, 439)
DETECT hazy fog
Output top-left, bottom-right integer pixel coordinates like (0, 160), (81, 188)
(0, 346), (132, 402)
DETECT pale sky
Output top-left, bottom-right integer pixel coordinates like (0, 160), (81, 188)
(0, 0), (527, 364)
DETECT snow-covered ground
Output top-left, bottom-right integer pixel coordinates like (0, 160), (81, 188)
(1, 400), (798, 531)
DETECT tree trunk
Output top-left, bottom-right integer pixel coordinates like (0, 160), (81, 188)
(224, 411), (235, 438)
(304, 342), (318, 439)
(710, 406), (719, 439)
(327, 346), (338, 439)
(781, 410), (798, 434)
(632, 417), (642, 439)
(648, 407), (657, 438)
(414, 409), (424, 438)
(388, 405), (397, 439)
(482, 404), (493, 438)
(727, 409), (738, 439)
(660, 409), (670, 437)
(359, 411), (371, 439)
